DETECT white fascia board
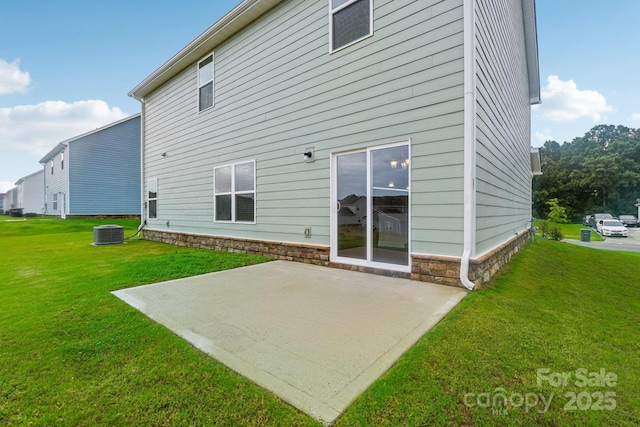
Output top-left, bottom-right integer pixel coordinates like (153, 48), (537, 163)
(129, 0), (284, 100)
(522, 0), (541, 105)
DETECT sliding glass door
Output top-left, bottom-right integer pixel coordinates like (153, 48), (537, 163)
(333, 142), (410, 270)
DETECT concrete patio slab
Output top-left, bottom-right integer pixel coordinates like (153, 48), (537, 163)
(112, 261), (467, 425)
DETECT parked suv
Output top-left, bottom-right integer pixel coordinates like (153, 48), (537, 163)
(618, 215), (638, 227)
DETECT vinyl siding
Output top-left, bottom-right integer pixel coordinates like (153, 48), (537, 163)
(44, 151), (67, 216)
(17, 170), (44, 214)
(68, 115), (141, 215)
(5, 188), (18, 211)
(143, 0), (465, 256)
(474, 0), (533, 256)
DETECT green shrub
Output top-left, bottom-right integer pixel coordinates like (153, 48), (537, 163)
(549, 226), (564, 241)
(537, 220), (550, 238)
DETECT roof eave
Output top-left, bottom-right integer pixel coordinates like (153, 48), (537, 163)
(531, 147), (543, 176)
(39, 143), (67, 164)
(128, 0), (284, 101)
(39, 113), (141, 164)
(522, 0), (541, 105)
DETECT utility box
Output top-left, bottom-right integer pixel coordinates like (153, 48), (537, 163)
(93, 225), (125, 245)
(580, 229), (591, 242)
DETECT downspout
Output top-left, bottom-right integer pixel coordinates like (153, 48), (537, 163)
(460, 0), (477, 291)
(138, 98), (146, 229)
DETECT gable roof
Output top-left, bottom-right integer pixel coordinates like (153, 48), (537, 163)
(129, 0), (283, 100)
(129, 0), (541, 105)
(15, 169), (44, 186)
(39, 113), (141, 164)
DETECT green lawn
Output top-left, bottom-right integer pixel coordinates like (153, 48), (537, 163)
(535, 220), (605, 241)
(1, 218), (638, 425)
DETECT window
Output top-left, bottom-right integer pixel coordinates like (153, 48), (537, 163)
(198, 54), (214, 111)
(51, 160), (54, 175)
(147, 179), (157, 220)
(53, 193), (58, 211)
(214, 161), (255, 223)
(61, 152), (64, 170)
(330, 0), (372, 51)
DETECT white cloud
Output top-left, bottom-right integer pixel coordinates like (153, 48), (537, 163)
(0, 59), (31, 95)
(631, 113), (640, 122)
(534, 130), (554, 144)
(0, 100), (128, 157)
(0, 180), (14, 193)
(536, 75), (614, 122)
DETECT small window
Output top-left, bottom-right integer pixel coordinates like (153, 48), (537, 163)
(61, 152), (64, 170)
(52, 193), (58, 211)
(198, 54), (214, 111)
(330, 0), (373, 51)
(51, 160), (54, 175)
(214, 161), (255, 223)
(147, 179), (158, 220)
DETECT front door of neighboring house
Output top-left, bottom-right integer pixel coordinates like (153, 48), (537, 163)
(331, 142), (411, 272)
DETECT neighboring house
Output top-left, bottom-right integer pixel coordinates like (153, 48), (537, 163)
(4, 187), (18, 214)
(15, 170), (45, 215)
(129, 0), (541, 289)
(0, 193), (5, 214)
(39, 114), (141, 218)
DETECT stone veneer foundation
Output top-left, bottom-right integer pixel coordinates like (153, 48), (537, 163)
(144, 229), (531, 289)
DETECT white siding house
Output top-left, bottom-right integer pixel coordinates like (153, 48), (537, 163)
(130, 0), (540, 288)
(4, 187), (18, 214)
(15, 170), (44, 215)
(39, 114), (141, 218)
(0, 193), (5, 214)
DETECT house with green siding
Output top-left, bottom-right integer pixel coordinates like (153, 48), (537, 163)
(129, 0), (541, 289)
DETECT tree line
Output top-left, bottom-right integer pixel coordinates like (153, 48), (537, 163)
(533, 124), (640, 222)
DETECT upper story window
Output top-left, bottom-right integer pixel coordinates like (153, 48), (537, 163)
(61, 152), (64, 170)
(198, 54), (214, 111)
(330, 0), (373, 52)
(50, 160), (54, 175)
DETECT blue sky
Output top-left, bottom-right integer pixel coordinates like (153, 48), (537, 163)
(1, 0), (639, 192)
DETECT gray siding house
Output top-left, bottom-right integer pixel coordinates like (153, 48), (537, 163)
(15, 170), (45, 215)
(39, 114), (141, 218)
(129, 0), (540, 289)
(0, 193), (5, 214)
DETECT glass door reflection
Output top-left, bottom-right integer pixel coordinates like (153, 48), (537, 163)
(337, 151), (367, 260)
(371, 146), (409, 265)
(335, 144), (409, 268)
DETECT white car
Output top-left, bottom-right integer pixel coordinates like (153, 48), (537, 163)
(597, 219), (628, 237)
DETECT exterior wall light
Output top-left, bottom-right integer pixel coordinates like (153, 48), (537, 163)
(303, 147), (314, 162)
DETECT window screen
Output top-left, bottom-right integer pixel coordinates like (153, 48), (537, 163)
(331, 0), (372, 51)
(198, 54), (214, 111)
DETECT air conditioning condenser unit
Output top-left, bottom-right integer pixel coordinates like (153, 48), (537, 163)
(93, 225), (125, 245)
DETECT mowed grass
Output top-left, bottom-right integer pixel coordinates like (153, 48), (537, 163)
(535, 220), (605, 241)
(0, 218), (313, 426)
(1, 218), (639, 425)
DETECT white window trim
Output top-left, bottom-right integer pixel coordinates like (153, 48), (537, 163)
(147, 178), (158, 221)
(197, 52), (215, 112)
(213, 160), (256, 224)
(329, 0), (374, 53)
(330, 140), (411, 273)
